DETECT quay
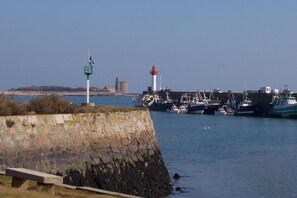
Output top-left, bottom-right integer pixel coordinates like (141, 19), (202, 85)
(143, 89), (297, 117)
(140, 65), (297, 118)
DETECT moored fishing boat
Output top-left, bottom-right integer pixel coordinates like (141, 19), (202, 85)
(132, 93), (158, 108)
(178, 93), (190, 114)
(166, 104), (179, 114)
(178, 104), (188, 114)
(133, 90), (174, 111)
(132, 94), (151, 107)
(225, 107), (235, 116)
(187, 92), (205, 114)
(187, 103), (204, 114)
(235, 92), (255, 116)
(148, 92), (174, 111)
(202, 91), (220, 115)
(215, 107), (227, 116)
(166, 104), (188, 114)
(148, 99), (174, 111)
(270, 88), (297, 118)
(224, 100), (235, 116)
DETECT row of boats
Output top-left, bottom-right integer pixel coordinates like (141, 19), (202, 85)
(166, 92), (235, 115)
(133, 88), (297, 118)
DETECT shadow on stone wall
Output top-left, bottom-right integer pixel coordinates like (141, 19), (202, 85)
(64, 150), (172, 197)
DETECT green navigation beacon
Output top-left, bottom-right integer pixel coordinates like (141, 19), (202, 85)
(84, 64), (93, 80)
(82, 49), (95, 106)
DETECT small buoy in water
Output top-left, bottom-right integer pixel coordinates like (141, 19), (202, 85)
(173, 173), (181, 180)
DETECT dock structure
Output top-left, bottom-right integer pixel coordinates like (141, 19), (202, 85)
(143, 89), (297, 117)
(147, 89), (275, 104)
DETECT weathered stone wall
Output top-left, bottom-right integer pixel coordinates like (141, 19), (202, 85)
(0, 110), (172, 197)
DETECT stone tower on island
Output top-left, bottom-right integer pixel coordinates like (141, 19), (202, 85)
(115, 77), (120, 92)
(115, 77), (128, 94)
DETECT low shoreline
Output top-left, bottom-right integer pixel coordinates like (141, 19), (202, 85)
(0, 90), (139, 97)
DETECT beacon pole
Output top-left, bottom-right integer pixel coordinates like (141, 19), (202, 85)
(82, 49), (95, 106)
(86, 74), (90, 103)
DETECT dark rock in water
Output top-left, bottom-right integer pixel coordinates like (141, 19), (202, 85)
(173, 173), (181, 180)
(176, 187), (182, 192)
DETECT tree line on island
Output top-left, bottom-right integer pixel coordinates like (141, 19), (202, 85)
(10, 86), (110, 92)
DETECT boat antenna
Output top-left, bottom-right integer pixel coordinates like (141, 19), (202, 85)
(159, 75), (162, 91)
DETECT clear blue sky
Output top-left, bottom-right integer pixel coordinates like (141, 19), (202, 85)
(1, 0), (297, 93)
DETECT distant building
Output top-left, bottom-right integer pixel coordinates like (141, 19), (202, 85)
(115, 77), (120, 92)
(104, 86), (116, 93)
(120, 81), (128, 94)
(259, 86), (271, 94)
(114, 77), (128, 94)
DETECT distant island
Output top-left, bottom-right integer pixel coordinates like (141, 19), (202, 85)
(1, 86), (138, 96)
(9, 85), (108, 92)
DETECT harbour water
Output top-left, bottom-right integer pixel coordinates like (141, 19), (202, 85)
(152, 112), (297, 198)
(14, 96), (297, 198)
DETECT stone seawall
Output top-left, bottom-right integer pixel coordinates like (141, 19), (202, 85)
(0, 110), (172, 197)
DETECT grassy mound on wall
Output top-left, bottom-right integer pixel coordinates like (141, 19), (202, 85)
(0, 94), (140, 116)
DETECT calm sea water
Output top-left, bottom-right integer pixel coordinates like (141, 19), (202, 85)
(151, 112), (297, 198)
(14, 96), (297, 198)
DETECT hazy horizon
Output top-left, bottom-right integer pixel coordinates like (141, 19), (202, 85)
(1, 0), (297, 93)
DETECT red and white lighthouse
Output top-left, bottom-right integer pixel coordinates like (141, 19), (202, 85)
(150, 64), (159, 92)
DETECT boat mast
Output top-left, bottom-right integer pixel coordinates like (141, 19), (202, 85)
(159, 75), (162, 91)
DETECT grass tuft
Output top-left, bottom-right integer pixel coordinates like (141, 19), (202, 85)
(0, 94), (143, 116)
(27, 95), (75, 114)
(0, 95), (28, 116)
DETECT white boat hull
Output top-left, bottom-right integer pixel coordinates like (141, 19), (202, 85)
(215, 110), (227, 116)
(167, 109), (179, 114)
